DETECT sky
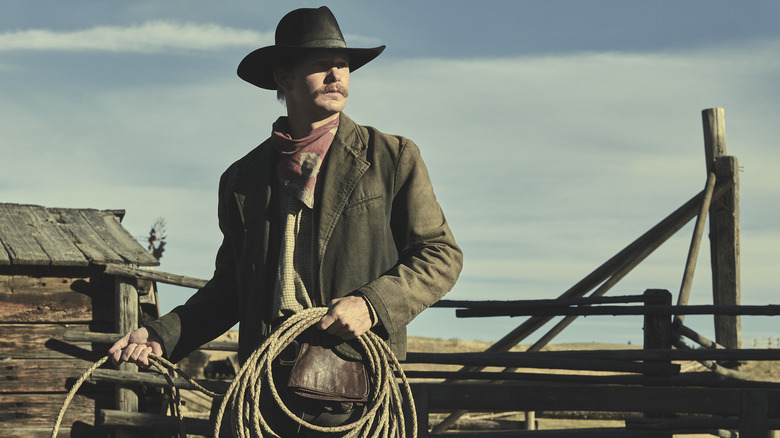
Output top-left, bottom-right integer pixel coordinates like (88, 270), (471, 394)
(2, 1), (779, 346)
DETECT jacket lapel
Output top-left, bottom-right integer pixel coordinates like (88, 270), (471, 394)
(316, 114), (369, 296)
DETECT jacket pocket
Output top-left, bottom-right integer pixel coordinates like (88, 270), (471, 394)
(343, 194), (383, 214)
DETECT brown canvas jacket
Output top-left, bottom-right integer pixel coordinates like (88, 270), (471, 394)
(146, 113), (462, 364)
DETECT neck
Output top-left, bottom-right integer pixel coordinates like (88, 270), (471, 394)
(286, 112), (340, 139)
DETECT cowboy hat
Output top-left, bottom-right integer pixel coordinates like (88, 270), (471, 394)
(238, 6), (386, 90)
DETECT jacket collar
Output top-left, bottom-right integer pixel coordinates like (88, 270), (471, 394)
(230, 113), (370, 305)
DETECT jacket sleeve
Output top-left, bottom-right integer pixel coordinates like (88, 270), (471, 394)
(145, 170), (241, 363)
(356, 140), (463, 336)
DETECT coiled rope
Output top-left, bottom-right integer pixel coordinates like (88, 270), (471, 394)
(51, 307), (415, 438)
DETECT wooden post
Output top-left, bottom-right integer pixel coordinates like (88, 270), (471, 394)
(524, 411), (536, 430)
(115, 275), (140, 438)
(643, 289), (673, 438)
(643, 289), (672, 367)
(739, 390), (768, 437)
(675, 171), (716, 321)
(702, 108), (741, 350)
(413, 384), (429, 438)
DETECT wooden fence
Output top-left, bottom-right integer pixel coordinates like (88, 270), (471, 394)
(749, 337), (780, 349)
(58, 108), (780, 437)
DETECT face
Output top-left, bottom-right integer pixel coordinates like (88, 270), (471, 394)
(277, 51), (350, 122)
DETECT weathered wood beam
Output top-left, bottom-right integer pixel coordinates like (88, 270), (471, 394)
(98, 263), (207, 289)
(0, 357), (106, 393)
(433, 429), (658, 438)
(416, 382), (780, 416)
(676, 170), (717, 321)
(406, 348), (780, 364)
(89, 368), (229, 393)
(435, 294), (649, 308)
(114, 276), (139, 437)
(99, 409), (212, 436)
(408, 352), (677, 374)
(0, 323), (109, 360)
(64, 330), (237, 351)
(0, 392), (109, 428)
(403, 370), (780, 388)
(455, 303), (780, 318)
(626, 416), (780, 431)
(702, 108), (741, 349)
(0, 291), (107, 323)
(671, 337), (750, 380)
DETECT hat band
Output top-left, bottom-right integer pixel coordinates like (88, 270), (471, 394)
(281, 38), (347, 49)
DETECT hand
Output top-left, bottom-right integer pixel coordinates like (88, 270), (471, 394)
(316, 295), (372, 340)
(108, 327), (163, 367)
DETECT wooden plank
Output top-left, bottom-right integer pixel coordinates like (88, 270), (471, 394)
(675, 170), (717, 319)
(78, 209), (158, 266)
(0, 425), (111, 438)
(0, 204), (51, 265)
(0, 392), (109, 427)
(0, 237), (9, 265)
(435, 429), (658, 438)
(100, 263), (207, 289)
(0, 291), (112, 323)
(418, 382), (780, 417)
(642, 290), (673, 436)
(51, 208), (126, 265)
(740, 389), (769, 436)
(100, 409), (212, 435)
(115, 277), (139, 416)
(0, 357), (105, 393)
(0, 323), (110, 360)
(89, 368), (230, 393)
(65, 330), (238, 352)
(0, 273), (89, 294)
(23, 205), (89, 266)
(0, 203), (155, 267)
(711, 156), (742, 348)
(702, 108), (741, 350)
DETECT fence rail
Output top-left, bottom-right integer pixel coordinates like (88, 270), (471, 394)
(748, 337), (780, 349)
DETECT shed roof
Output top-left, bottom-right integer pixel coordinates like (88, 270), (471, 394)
(0, 203), (159, 267)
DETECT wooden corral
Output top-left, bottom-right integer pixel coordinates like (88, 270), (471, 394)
(11, 107), (780, 437)
(0, 203), (159, 438)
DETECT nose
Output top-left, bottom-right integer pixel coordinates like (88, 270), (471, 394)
(326, 66), (341, 83)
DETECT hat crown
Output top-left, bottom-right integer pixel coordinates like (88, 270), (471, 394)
(275, 6), (347, 49)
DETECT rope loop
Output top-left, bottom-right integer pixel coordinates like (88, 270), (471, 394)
(51, 307), (416, 438)
(215, 307), (416, 437)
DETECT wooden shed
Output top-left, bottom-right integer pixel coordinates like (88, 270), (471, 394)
(0, 203), (160, 437)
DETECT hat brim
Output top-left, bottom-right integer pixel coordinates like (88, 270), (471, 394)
(237, 45), (386, 90)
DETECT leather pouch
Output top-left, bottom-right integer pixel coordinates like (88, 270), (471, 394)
(286, 341), (369, 414)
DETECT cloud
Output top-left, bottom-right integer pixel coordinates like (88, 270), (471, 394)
(2, 33), (779, 342)
(0, 21), (269, 53)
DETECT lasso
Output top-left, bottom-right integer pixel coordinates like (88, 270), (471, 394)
(51, 307), (416, 438)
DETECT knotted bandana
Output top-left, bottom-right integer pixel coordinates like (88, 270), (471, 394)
(271, 116), (339, 208)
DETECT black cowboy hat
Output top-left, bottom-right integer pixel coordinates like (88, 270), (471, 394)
(238, 6), (386, 90)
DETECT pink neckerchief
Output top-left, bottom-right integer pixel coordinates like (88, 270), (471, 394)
(271, 116), (339, 208)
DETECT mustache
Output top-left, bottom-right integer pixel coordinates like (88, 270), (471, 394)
(318, 84), (348, 97)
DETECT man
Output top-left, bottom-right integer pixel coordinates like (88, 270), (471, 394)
(110, 5), (462, 434)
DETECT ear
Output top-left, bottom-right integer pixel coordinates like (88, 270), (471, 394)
(273, 67), (292, 92)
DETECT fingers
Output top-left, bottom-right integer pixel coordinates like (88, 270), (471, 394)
(317, 296), (371, 340)
(108, 333), (131, 365)
(108, 328), (161, 367)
